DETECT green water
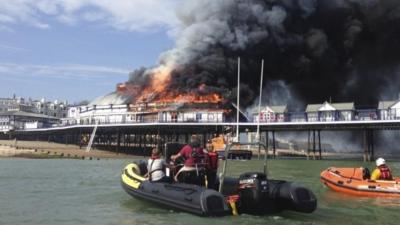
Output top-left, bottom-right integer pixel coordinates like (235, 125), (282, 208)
(0, 157), (399, 225)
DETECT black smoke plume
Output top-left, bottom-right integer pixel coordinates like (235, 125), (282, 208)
(128, 0), (400, 109)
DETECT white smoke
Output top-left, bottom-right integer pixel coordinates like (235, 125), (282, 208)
(247, 80), (303, 113)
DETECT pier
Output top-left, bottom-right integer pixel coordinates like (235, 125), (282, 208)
(3, 119), (400, 161)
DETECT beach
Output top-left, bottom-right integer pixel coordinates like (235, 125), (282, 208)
(0, 140), (137, 159)
(0, 139), (352, 160)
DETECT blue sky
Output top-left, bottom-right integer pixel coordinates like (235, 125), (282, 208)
(0, 0), (180, 104)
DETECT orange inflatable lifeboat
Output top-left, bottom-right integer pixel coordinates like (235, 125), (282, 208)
(320, 167), (400, 197)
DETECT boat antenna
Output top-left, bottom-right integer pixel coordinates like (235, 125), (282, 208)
(256, 59), (264, 143)
(236, 57), (240, 142)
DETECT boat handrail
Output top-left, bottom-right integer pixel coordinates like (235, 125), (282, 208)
(218, 141), (268, 194)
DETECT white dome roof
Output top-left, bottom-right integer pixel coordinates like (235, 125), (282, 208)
(89, 92), (132, 106)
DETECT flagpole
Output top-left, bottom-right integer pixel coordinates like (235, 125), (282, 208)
(256, 59), (264, 142)
(236, 57), (240, 142)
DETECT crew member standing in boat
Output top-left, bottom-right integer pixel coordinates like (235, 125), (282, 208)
(146, 148), (169, 182)
(371, 157), (393, 180)
(171, 135), (206, 185)
(206, 139), (219, 190)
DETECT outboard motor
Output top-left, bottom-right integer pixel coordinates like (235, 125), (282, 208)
(237, 173), (317, 214)
(237, 172), (269, 214)
(269, 181), (317, 213)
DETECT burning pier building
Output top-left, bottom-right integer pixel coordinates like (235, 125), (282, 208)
(68, 82), (230, 125)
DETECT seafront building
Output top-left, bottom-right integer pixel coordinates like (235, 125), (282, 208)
(0, 111), (59, 132)
(0, 96), (35, 113)
(62, 99), (226, 125)
(252, 105), (288, 122)
(305, 101), (355, 122)
(32, 99), (68, 118)
(0, 96), (68, 132)
(378, 100), (400, 120)
(64, 103), (225, 125)
(0, 96), (68, 116)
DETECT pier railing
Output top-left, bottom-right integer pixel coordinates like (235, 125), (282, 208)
(4, 108), (395, 132)
(52, 109), (400, 127)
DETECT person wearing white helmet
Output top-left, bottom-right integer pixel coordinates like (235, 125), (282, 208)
(370, 157), (393, 180)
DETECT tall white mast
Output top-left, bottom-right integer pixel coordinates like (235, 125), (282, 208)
(236, 57), (240, 142)
(256, 59), (264, 142)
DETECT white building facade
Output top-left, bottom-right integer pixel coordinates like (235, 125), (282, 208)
(306, 102), (354, 122)
(0, 111), (59, 132)
(252, 105), (287, 123)
(378, 100), (400, 120)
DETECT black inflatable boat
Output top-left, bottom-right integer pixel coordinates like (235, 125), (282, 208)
(121, 142), (317, 216)
(121, 162), (230, 216)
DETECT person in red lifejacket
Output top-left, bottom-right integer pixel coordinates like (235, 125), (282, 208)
(371, 157), (393, 180)
(170, 135), (206, 184)
(205, 140), (219, 190)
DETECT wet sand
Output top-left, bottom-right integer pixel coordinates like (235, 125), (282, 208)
(0, 140), (137, 159)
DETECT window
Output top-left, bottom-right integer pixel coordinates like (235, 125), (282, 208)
(171, 112), (177, 122)
(259, 112), (265, 122)
(196, 113), (202, 121)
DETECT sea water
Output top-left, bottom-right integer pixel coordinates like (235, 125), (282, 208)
(0, 157), (399, 225)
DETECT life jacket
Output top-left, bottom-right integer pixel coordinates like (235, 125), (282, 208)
(150, 154), (160, 160)
(148, 155), (164, 181)
(378, 165), (393, 180)
(191, 147), (206, 166)
(207, 152), (218, 171)
(181, 145), (206, 167)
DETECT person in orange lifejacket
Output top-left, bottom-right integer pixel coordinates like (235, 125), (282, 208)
(205, 140), (219, 190)
(371, 157), (393, 180)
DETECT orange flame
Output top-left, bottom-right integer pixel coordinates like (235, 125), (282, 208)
(136, 65), (172, 102)
(134, 65), (223, 104)
(152, 92), (222, 104)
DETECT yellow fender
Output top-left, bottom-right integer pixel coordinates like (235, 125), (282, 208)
(121, 163), (146, 189)
(227, 195), (240, 216)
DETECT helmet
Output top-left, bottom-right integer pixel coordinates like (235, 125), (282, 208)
(376, 157), (385, 167)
